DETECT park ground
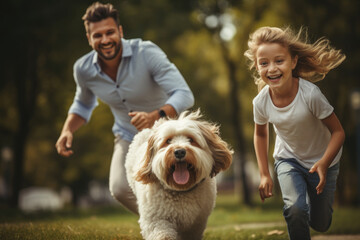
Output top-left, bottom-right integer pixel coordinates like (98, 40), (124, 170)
(313, 235), (360, 240)
(1, 194), (360, 239)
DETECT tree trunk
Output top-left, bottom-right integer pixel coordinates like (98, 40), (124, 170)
(10, 41), (39, 207)
(220, 41), (252, 206)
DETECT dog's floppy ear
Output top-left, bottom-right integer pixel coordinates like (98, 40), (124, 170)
(198, 122), (233, 177)
(135, 135), (157, 184)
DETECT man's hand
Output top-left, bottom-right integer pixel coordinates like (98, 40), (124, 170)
(55, 131), (74, 157)
(258, 175), (273, 202)
(129, 111), (157, 131)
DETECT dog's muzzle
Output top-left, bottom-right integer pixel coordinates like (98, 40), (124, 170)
(171, 148), (191, 185)
(174, 148), (186, 160)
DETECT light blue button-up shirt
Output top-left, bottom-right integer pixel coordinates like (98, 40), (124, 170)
(68, 38), (194, 142)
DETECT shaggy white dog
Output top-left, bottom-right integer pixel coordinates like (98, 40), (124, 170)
(125, 110), (233, 240)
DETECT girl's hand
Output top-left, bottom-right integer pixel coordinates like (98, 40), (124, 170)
(311, 112), (345, 195)
(258, 175), (273, 202)
(309, 161), (328, 195)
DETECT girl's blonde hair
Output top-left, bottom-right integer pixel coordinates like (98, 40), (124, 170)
(244, 26), (346, 90)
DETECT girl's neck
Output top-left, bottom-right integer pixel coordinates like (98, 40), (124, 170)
(269, 77), (299, 108)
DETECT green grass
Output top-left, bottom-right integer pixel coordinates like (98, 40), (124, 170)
(1, 194), (359, 240)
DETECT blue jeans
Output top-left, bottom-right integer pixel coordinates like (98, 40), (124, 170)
(274, 158), (339, 240)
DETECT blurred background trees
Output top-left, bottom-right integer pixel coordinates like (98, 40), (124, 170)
(1, 0), (359, 208)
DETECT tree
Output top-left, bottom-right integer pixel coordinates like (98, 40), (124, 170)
(2, 0), (358, 208)
(1, 0), (95, 207)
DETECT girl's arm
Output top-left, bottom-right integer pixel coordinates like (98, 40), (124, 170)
(309, 112), (345, 194)
(254, 123), (273, 202)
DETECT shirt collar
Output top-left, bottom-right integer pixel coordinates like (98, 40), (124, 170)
(121, 38), (132, 57)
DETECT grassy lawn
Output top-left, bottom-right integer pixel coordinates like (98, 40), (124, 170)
(1, 194), (359, 240)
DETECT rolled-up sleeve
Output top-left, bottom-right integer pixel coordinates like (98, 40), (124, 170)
(143, 42), (194, 113)
(68, 65), (98, 122)
(165, 89), (194, 114)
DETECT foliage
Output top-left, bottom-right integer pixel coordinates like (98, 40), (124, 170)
(0, 0), (359, 205)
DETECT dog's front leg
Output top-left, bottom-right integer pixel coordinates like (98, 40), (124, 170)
(140, 218), (178, 240)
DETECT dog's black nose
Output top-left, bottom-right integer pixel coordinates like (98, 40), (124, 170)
(174, 148), (186, 159)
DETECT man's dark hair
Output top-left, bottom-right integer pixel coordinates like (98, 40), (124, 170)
(82, 2), (119, 33)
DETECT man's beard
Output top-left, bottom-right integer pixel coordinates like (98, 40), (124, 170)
(97, 42), (122, 60)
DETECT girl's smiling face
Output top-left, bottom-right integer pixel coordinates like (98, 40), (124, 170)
(256, 42), (298, 93)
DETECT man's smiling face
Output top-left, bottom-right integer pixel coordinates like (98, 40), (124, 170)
(87, 17), (123, 61)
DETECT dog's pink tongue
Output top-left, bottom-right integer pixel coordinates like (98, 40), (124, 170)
(173, 162), (190, 185)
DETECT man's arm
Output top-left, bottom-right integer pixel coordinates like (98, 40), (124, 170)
(143, 42), (195, 113)
(55, 113), (86, 157)
(128, 42), (194, 131)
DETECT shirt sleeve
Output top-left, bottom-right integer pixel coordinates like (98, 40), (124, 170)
(143, 42), (194, 113)
(68, 64), (98, 122)
(308, 85), (334, 120)
(253, 95), (268, 125)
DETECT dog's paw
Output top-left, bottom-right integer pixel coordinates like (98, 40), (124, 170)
(144, 229), (177, 240)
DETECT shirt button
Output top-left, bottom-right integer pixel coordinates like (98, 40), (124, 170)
(122, 99), (126, 102)
(116, 85), (119, 88)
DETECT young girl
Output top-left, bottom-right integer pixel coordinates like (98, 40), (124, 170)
(244, 26), (346, 240)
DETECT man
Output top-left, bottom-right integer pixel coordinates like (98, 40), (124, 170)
(55, 2), (194, 214)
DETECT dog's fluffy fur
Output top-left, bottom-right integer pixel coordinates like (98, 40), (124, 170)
(125, 110), (233, 240)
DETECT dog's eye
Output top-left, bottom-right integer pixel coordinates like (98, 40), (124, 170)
(188, 137), (194, 143)
(166, 138), (172, 144)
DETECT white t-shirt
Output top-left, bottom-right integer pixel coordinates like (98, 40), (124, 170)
(253, 78), (342, 169)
